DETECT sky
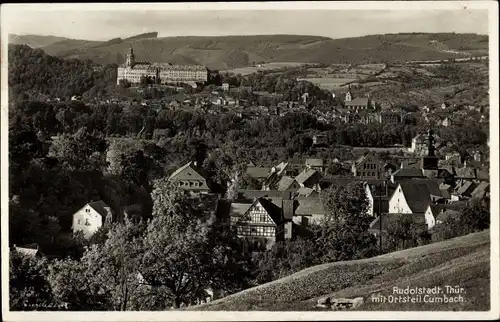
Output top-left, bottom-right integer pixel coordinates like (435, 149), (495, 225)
(2, 4), (490, 41)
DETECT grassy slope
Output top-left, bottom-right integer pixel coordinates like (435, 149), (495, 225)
(35, 33), (488, 69)
(193, 230), (490, 311)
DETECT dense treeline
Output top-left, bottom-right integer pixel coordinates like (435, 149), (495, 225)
(8, 44), (117, 101)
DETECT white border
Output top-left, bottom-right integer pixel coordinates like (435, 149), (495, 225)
(1, 1), (499, 321)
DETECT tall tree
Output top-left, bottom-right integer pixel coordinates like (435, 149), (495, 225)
(318, 182), (378, 262)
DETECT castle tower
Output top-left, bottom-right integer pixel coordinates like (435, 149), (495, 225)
(126, 46), (135, 67)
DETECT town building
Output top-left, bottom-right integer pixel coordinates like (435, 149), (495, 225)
(72, 201), (113, 239)
(343, 91), (372, 111)
(377, 111), (402, 125)
(117, 47), (208, 85)
(217, 197), (293, 250)
(168, 162), (211, 194)
(351, 153), (385, 180)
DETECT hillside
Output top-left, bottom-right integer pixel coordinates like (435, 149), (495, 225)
(8, 44), (117, 100)
(10, 32), (488, 70)
(8, 34), (72, 48)
(193, 230), (490, 311)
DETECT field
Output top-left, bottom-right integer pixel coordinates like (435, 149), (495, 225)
(193, 230), (490, 311)
(297, 77), (357, 90)
(222, 62), (312, 76)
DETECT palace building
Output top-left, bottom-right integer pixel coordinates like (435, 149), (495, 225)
(116, 46), (208, 85)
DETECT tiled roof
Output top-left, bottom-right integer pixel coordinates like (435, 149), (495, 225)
(345, 97), (369, 106)
(396, 182), (433, 213)
(258, 198), (283, 224)
(392, 168), (425, 178)
(295, 169), (321, 185)
(305, 158), (324, 167)
(169, 162), (208, 182)
(456, 181), (476, 196)
(87, 200), (111, 219)
(14, 244), (40, 257)
(411, 179), (443, 198)
(294, 198), (326, 215)
(282, 199), (295, 220)
(296, 187), (317, 198)
(471, 181), (489, 199)
(277, 176), (298, 191)
(246, 166), (271, 179)
(229, 203), (253, 217)
(237, 190), (292, 201)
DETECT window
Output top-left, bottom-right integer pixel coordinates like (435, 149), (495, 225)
(85, 208), (90, 213)
(85, 219), (90, 226)
(77, 219), (81, 225)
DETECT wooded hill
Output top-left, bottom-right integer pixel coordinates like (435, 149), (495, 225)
(9, 32), (488, 70)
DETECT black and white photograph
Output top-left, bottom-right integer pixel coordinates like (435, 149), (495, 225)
(1, 2), (498, 321)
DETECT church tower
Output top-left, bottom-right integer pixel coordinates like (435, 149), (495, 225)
(421, 129), (439, 172)
(126, 46), (135, 67)
(345, 85), (352, 102)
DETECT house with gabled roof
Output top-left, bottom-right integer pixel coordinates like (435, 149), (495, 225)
(305, 158), (325, 173)
(220, 197), (291, 250)
(424, 201), (466, 229)
(388, 182), (434, 215)
(295, 169), (323, 191)
(72, 200), (113, 239)
(169, 161), (211, 193)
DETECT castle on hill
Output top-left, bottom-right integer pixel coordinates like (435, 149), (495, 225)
(116, 46), (208, 85)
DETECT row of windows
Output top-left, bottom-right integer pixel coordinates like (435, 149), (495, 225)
(361, 171), (378, 177)
(363, 163), (377, 169)
(178, 180), (203, 187)
(237, 226), (275, 237)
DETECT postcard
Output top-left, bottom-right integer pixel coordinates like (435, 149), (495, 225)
(1, 1), (498, 321)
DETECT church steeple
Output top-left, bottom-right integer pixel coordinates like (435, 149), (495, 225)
(421, 128), (438, 171)
(427, 129), (436, 157)
(126, 46), (135, 67)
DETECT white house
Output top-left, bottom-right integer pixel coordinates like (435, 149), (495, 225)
(388, 182), (432, 214)
(72, 201), (113, 239)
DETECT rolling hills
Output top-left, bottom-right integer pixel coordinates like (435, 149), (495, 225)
(192, 230), (490, 311)
(9, 32), (488, 70)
